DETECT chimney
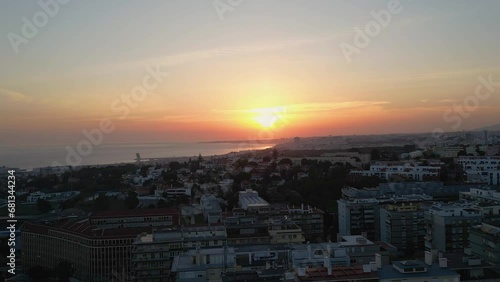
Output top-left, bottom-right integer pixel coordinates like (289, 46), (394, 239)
(362, 264), (372, 273)
(375, 253), (382, 269)
(369, 261), (377, 271)
(438, 258), (448, 268)
(424, 251), (432, 265)
(324, 256), (332, 276)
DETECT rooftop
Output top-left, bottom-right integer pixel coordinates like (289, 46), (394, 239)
(91, 207), (178, 219)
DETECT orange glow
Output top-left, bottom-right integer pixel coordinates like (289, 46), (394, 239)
(251, 106), (287, 129)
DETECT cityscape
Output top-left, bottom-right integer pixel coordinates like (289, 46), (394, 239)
(2, 1), (500, 282)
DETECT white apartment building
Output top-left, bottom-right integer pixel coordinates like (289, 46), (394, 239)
(457, 156), (500, 185)
(350, 163), (440, 181)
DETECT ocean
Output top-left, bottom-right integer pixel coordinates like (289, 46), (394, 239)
(0, 142), (275, 170)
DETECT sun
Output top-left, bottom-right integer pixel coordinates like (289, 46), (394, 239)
(253, 107), (286, 128)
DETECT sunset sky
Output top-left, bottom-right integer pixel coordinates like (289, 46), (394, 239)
(1, 0), (500, 146)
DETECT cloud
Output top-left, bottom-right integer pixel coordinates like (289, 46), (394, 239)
(0, 89), (32, 103)
(213, 101), (389, 115)
(80, 36), (336, 75)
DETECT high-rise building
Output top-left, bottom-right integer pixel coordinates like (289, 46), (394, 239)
(424, 203), (483, 252)
(379, 204), (425, 256)
(469, 221), (500, 269)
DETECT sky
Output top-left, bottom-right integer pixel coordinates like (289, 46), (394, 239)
(1, 0), (500, 146)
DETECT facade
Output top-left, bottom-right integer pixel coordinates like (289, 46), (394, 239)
(22, 219), (149, 282)
(132, 225), (227, 281)
(222, 210), (270, 246)
(424, 203), (483, 252)
(238, 189), (270, 212)
(268, 219), (305, 244)
(26, 191), (80, 202)
(350, 163), (441, 181)
(275, 204), (324, 242)
(378, 259), (460, 282)
(90, 208), (179, 228)
(457, 156), (500, 185)
(469, 221), (500, 269)
(170, 247), (235, 282)
(379, 204), (425, 256)
(200, 194), (222, 224)
(338, 195), (431, 241)
(338, 198), (378, 240)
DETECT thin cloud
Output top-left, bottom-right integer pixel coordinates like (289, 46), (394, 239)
(80, 36), (337, 75)
(0, 89), (32, 103)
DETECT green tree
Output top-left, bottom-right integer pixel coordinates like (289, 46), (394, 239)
(27, 265), (53, 281)
(37, 199), (52, 213)
(94, 193), (110, 211)
(169, 161), (181, 171)
(157, 199), (168, 208)
(125, 191), (139, 209)
(272, 148), (279, 159)
(53, 260), (74, 282)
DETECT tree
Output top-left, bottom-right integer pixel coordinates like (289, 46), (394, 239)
(278, 158), (293, 165)
(27, 265), (53, 281)
(37, 199), (52, 213)
(169, 161), (181, 171)
(370, 149), (380, 160)
(53, 260), (74, 282)
(272, 148), (279, 159)
(157, 199), (167, 208)
(125, 191), (139, 209)
(94, 193), (110, 211)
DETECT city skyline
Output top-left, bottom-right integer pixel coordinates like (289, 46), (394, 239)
(1, 0), (500, 146)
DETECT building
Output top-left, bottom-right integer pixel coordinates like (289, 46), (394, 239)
(274, 204), (324, 242)
(294, 265), (379, 282)
(22, 215), (151, 282)
(170, 247), (235, 282)
(379, 203), (425, 256)
(424, 203), (483, 252)
(342, 182), (472, 202)
(337, 235), (396, 266)
(350, 162), (441, 182)
(457, 156), (500, 185)
(378, 259), (460, 282)
(469, 221), (500, 269)
(89, 208), (180, 228)
(154, 186), (192, 198)
(200, 194), (222, 224)
(132, 225), (227, 281)
(26, 191), (80, 203)
(268, 219), (305, 244)
(338, 195), (431, 240)
(222, 210), (270, 246)
(238, 189), (270, 212)
(338, 198), (378, 240)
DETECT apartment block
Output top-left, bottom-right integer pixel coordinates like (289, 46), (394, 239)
(131, 225), (227, 281)
(424, 203), (483, 252)
(380, 203), (426, 256)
